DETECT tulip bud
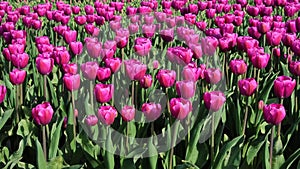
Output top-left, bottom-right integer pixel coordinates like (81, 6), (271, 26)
(263, 103), (286, 125)
(274, 76), (296, 98)
(0, 85), (7, 103)
(238, 78), (258, 96)
(139, 74), (153, 89)
(94, 83), (114, 103)
(203, 91), (226, 112)
(9, 68), (26, 85)
(121, 105), (135, 122)
(85, 115), (98, 126)
(258, 100), (264, 110)
(229, 59), (247, 75)
(97, 105), (117, 125)
(170, 98), (192, 120)
(32, 102), (54, 125)
(141, 102), (162, 121)
(63, 73), (80, 91)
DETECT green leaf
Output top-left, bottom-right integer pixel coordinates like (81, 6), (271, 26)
(0, 109), (14, 131)
(104, 128), (115, 169)
(17, 119), (34, 138)
(121, 158), (136, 169)
(46, 156), (63, 169)
(48, 118), (63, 160)
(36, 139), (47, 169)
(246, 134), (268, 164)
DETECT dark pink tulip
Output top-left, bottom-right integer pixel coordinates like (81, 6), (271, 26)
(139, 74), (152, 89)
(142, 24), (156, 38)
(129, 15), (140, 24)
(97, 105), (117, 125)
(229, 59), (247, 75)
(206, 9), (216, 19)
(69, 41), (83, 55)
(284, 5), (297, 17)
(215, 16), (225, 28)
(61, 15), (70, 25)
(176, 80), (196, 99)
(188, 4), (198, 14)
(182, 63), (203, 82)
(246, 6), (260, 17)
(97, 67), (111, 82)
(95, 16), (105, 26)
(128, 23), (139, 34)
(85, 115), (98, 126)
(94, 83), (114, 103)
(184, 13), (196, 25)
(124, 59), (147, 81)
(201, 36), (219, 56)
(204, 68), (222, 84)
(35, 36), (50, 45)
(53, 25), (70, 36)
(249, 50), (270, 69)
(134, 37), (152, 56)
(259, 6), (272, 16)
(74, 15), (87, 25)
(37, 44), (53, 54)
(8, 44), (25, 55)
(126, 6), (137, 16)
(144, 15), (154, 25)
(63, 30), (77, 44)
(115, 36), (128, 49)
(166, 47), (193, 65)
(219, 37), (234, 52)
(248, 27), (261, 39)
(31, 19), (42, 30)
(36, 56), (54, 75)
(198, 1), (208, 11)
(63, 73), (80, 91)
(154, 12), (167, 23)
(63, 63), (77, 75)
(121, 105), (135, 122)
(81, 62), (99, 80)
(0, 85), (6, 104)
(289, 61), (300, 76)
(84, 23), (96, 35)
(9, 68), (26, 85)
(224, 14), (235, 23)
(266, 31), (282, 46)
(53, 11), (63, 22)
(195, 21), (207, 31)
(238, 78), (258, 96)
(157, 69), (176, 88)
(263, 103), (286, 125)
(63, 6), (72, 15)
(141, 102), (162, 121)
(11, 53), (29, 69)
(20, 6), (30, 15)
(86, 40), (102, 58)
(2, 48), (11, 61)
(291, 39), (300, 56)
(171, 0), (186, 10)
(52, 47), (70, 65)
(105, 57), (122, 73)
(137, 6), (152, 15)
(162, 1), (172, 9)
(203, 91), (226, 112)
(257, 21), (271, 34)
(10, 30), (26, 39)
(237, 36), (259, 52)
(189, 43), (202, 59)
(170, 98), (192, 120)
(32, 102), (54, 125)
(84, 5), (94, 15)
(274, 76), (296, 98)
(273, 48), (280, 58)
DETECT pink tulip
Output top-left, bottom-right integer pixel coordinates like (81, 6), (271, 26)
(105, 58), (122, 73)
(157, 69), (176, 88)
(9, 68), (26, 85)
(0, 85), (6, 104)
(203, 91), (226, 112)
(94, 83), (114, 103)
(63, 63), (77, 75)
(141, 102), (162, 121)
(121, 105), (135, 122)
(176, 80), (196, 99)
(36, 55), (54, 75)
(32, 102), (54, 125)
(97, 67), (111, 82)
(204, 68), (222, 84)
(170, 98), (192, 120)
(124, 59), (147, 81)
(263, 103), (286, 125)
(85, 115), (98, 126)
(134, 37), (152, 56)
(97, 105), (117, 125)
(238, 78), (258, 96)
(229, 59), (247, 75)
(63, 73), (80, 91)
(139, 74), (153, 89)
(274, 76), (296, 98)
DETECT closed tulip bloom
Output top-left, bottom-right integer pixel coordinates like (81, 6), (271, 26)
(0, 85), (6, 103)
(238, 78), (258, 96)
(248, 27), (261, 39)
(11, 53), (29, 69)
(86, 40), (102, 58)
(124, 59), (147, 81)
(272, 48), (280, 58)
(142, 24), (156, 38)
(81, 61), (99, 80)
(282, 33), (296, 47)
(105, 58), (122, 73)
(9, 68), (26, 85)
(160, 28), (174, 43)
(250, 52), (270, 69)
(170, 98), (192, 120)
(274, 76), (296, 98)
(97, 105), (117, 125)
(203, 91), (226, 112)
(263, 103), (286, 125)
(134, 37), (152, 56)
(167, 47), (193, 65)
(36, 56), (54, 75)
(176, 80), (196, 99)
(257, 21), (271, 34)
(182, 63), (203, 82)
(63, 30), (77, 44)
(69, 41), (83, 55)
(32, 102), (54, 125)
(139, 74), (152, 89)
(8, 44), (25, 55)
(84, 5), (94, 15)
(284, 5), (297, 17)
(63, 63), (77, 75)
(230, 59), (247, 75)
(97, 67), (111, 82)
(52, 48), (70, 65)
(292, 39), (300, 56)
(85, 115), (98, 126)
(72, 6), (80, 14)
(74, 15), (87, 25)
(246, 6), (260, 17)
(115, 36), (128, 49)
(195, 21), (207, 31)
(121, 105), (135, 122)
(63, 73), (80, 91)
(204, 68), (222, 84)
(219, 37), (234, 52)
(289, 61), (300, 76)
(266, 31), (282, 46)
(201, 36), (219, 56)
(157, 69), (176, 88)
(94, 83), (114, 103)
(128, 23), (139, 34)
(141, 102), (162, 121)
(206, 9), (216, 19)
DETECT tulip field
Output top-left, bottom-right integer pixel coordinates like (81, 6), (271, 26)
(1, 0), (300, 168)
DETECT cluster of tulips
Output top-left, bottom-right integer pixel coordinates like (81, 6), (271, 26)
(0, 0), (300, 168)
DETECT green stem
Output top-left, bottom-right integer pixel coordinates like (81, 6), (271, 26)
(71, 91), (76, 138)
(242, 97), (249, 135)
(270, 126), (274, 169)
(211, 112), (215, 168)
(132, 81), (135, 107)
(15, 85), (19, 124)
(44, 75), (47, 101)
(278, 98), (283, 137)
(169, 121), (180, 169)
(42, 125), (47, 160)
(90, 81), (94, 112)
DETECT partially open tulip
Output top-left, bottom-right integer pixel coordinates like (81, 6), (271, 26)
(105, 58), (122, 73)
(97, 67), (111, 82)
(157, 69), (176, 88)
(36, 55), (54, 75)
(238, 78), (258, 96)
(289, 61), (300, 76)
(141, 102), (162, 121)
(69, 41), (83, 55)
(266, 31), (282, 46)
(11, 53), (29, 69)
(63, 30), (77, 44)
(124, 59), (147, 81)
(9, 68), (26, 85)
(182, 63), (203, 82)
(63, 63), (77, 75)
(274, 76), (296, 98)
(230, 59), (247, 75)
(263, 103), (286, 125)
(204, 68), (222, 84)
(134, 37), (152, 56)
(52, 47), (71, 65)
(97, 105), (117, 125)
(63, 73), (80, 91)
(32, 102), (54, 125)
(170, 98), (192, 120)
(176, 80), (196, 99)
(94, 83), (114, 103)
(142, 24), (156, 38)
(0, 85), (6, 103)
(121, 105), (135, 122)
(203, 91), (226, 112)
(85, 115), (98, 126)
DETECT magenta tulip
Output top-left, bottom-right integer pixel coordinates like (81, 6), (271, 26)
(32, 102), (54, 125)
(63, 73), (80, 91)
(63, 63), (77, 75)
(157, 69), (176, 88)
(97, 67), (111, 82)
(0, 85), (6, 104)
(176, 80), (196, 99)
(97, 105), (117, 125)
(141, 102), (162, 121)
(134, 37), (152, 56)
(85, 115), (98, 126)
(289, 61), (300, 76)
(170, 98), (192, 120)
(203, 91), (226, 112)
(9, 68), (26, 85)
(139, 74), (152, 89)
(274, 76), (296, 98)
(238, 78), (258, 96)
(124, 59), (147, 81)
(105, 58), (122, 73)
(121, 105), (135, 122)
(204, 68), (222, 84)
(81, 61), (99, 80)
(36, 56), (54, 75)
(229, 59), (247, 75)
(94, 83), (114, 103)
(263, 103), (286, 125)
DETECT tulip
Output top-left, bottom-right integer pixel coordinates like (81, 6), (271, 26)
(219, 37), (234, 52)
(250, 51), (270, 69)
(204, 68), (222, 84)
(84, 115), (98, 126)
(157, 69), (176, 88)
(282, 33), (296, 47)
(69, 41), (83, 55)
(95, 16), (105, 26)
(292, 39), (300, 56)
(248, 27), (261, 39)
(115, 35), (128, 49)
(97, 105), (117, 125)
(105, 58), (122, 73)
(134, 37), (152, 56)
(74, 15), (87, 25)
(52, 48), (70, 65)
(84, 5), (94, 15)
(63, 30), (77, 44)
(176, 80), (196, 99)
(170, 98), (192, 120)
(229, 59), (247, 75)
(141, 102), (162, 121)
(274, 76), (296, 98)
(86, 40), (102, 58)
(124, 59), (147, 81)
(201, 36), (219, 56)
(182, 63), (204, 81)
(289, 61), (300, 76)
(166, 47), (193, 65)
(11, 53), (29, 69)
(72, 6), (80, 14)
(203, 91), (226, 112)
(63, 73), (80, 91)
(266, 31), (282, 46)
(81, 62), (99, 80)
(139, 74), (152, 89)
(36, 56), (54, 75)
(121, 105), (135, 122)
(160, 28), (174, 43)
(263, 103), (286, 125)
(126, 6), (137, 16)
(0, 85), (6, 104)
(238, 78), (258, 96)
(8, 44), (25, 55)
(94, 83), (114, 103)
(272, 48), (280, 58)
(97, 67), (111, 82)
(32, 102), (54, 125)
(2, 48), (11, 61)
(195, 21), (207, 31)
(142, 24), (156, 38)
(257, 21), (271, 34)
(63, 63), (77, 75)
(9, 68), (26, 85)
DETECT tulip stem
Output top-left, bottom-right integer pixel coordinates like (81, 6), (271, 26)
(278, 99), (283, 137)
(131, 82), (135, 107)
(169, 120), (180, 169)
(242, 97), (249, 135)
(90, 81), (94, 112)
(15, 85), (19, 124)
(126, 122), (130, 152)
(270, 126), (274, 169)
(42, 125), (47, 160)
(211, 112), (215, 168)
(44, 75), (47, 101)
(71, 91), (76, 138)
